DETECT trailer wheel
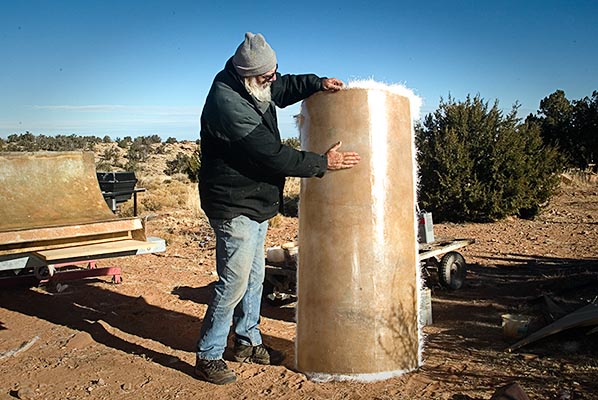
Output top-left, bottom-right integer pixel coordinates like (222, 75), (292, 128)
(34, 265), (56, 280)
(438, 252), (466, 290)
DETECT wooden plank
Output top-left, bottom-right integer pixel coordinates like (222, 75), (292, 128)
(0, 218), (144, 245)
(34, 239), (161, 261)
(0, 231), (134, 256)
(418, 239), (475, 261)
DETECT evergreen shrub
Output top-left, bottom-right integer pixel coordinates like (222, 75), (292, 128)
(416, 95), (561, 222)
(164, 149), (201, 182)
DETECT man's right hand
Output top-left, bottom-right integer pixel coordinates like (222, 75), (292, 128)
(325, 141), (361, 170)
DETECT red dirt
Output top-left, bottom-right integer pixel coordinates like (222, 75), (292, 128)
(1, 185), (597, 400)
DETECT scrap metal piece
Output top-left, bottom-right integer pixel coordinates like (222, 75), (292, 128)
(508, 303), (598, 352)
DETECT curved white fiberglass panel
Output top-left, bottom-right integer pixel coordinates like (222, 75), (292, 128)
(295, 81), (421, 381)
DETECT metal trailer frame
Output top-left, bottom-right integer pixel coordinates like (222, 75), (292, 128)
(0, 236), (166, 288)
(418, 238), (475, 290)
(263, 238), (475, 304)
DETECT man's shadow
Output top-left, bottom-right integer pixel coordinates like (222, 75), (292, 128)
(172, 284), (297, 324)
(0, 282), (199, 375)
(0, 279), (294, 375)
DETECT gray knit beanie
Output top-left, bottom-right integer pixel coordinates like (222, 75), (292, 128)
(232, 32), (277, 77)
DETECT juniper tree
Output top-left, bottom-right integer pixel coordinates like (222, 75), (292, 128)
(416, 95), (560, 222)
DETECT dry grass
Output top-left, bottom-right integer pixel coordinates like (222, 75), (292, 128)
(185, 183), (202, 218)
(561, 169), (598, 186)
(284, 177), (301, 197)
(97, 141), (303, 221)
(117, 171), (202, 218)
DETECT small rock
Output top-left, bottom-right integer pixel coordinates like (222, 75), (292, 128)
(166, 355), (179, 365)
(16, 387), (35, 400)
(65, 331), (94, 350)
(520, 353), (538, 361)
(121, 383), (132, 391)
(55, 283), (69, 293)
(563, 341), (580, 353)
(557, 389), (572, 400)
(92, 378), (105, 386)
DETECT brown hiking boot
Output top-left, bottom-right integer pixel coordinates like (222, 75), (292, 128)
(233, 343), (285, 365)
(194, 358), (236, 385)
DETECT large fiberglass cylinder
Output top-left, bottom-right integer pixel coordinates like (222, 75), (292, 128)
(296, 82), (421, 381)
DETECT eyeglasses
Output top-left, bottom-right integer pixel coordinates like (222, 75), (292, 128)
(260, 65), (278, 82)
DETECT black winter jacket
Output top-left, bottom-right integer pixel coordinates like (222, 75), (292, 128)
(199, 58), (328, 222)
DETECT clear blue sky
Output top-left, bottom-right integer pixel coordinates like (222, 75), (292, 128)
(1, 0), (596, 141)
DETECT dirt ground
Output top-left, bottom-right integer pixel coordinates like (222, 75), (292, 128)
(1, 182), (597, 400)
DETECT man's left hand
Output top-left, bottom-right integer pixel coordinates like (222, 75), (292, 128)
(325, 141), (360, 170)
(322, 78), (344, 92)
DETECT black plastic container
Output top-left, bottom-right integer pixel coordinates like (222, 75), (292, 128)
(96, 172), (138, 207)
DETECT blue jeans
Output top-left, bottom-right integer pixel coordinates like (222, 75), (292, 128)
(196, 215), (269, 360)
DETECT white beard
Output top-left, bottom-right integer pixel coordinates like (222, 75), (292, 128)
(244, 77), (272, 103)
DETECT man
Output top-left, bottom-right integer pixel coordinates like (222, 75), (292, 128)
(196, 32), (360, 385)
